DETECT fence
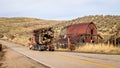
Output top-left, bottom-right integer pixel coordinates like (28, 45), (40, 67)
(55, 34), (120, 51)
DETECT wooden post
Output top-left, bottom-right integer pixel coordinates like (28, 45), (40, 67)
(97, 35), (99, 44)
(108, 40), (110, 47)
(107, 35), (110, 46)
(114, 35), (116, 46)
(68, 37), (70, 49)
(0, 44), (2, 51)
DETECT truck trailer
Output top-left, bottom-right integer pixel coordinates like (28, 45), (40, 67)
(29, 27), (54, 51)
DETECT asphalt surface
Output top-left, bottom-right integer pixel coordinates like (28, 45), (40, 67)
(0, 40), (120, 68)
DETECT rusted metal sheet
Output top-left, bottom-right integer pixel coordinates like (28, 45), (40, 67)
(67, 23), (89, 35)
(67, 22), (97, 35)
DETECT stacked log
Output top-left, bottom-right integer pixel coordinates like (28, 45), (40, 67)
(33, 27), (54, 45)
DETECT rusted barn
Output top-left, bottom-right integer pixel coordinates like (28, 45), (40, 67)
(58, 22), (100, 44)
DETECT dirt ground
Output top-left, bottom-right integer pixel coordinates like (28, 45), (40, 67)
(0, 48), (49, 68)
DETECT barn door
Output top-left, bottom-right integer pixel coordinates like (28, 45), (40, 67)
(90, 29), (94, 43)
(91, 29), (93, 39)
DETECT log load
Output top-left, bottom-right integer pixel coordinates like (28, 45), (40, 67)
(33, 27), (54, 45)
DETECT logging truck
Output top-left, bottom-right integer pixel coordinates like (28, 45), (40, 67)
(29, 28), (54, 51)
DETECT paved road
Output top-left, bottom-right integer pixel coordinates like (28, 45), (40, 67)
(0, 40), (120, 68)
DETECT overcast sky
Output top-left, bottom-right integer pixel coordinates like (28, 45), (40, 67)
(0, 0), (120, 20)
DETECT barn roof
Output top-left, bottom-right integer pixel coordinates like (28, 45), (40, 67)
(67, 22), (96, 35)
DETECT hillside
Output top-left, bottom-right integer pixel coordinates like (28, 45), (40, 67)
(0, 15), (120, 45)
(0, 17), (61, 45)
(70, 15), (120, 36)
(53, 15), (120, 41)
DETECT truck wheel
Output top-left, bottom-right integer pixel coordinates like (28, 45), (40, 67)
(31, 46), (35, 50)
(38, 46), (42, 51)
(51, 49), (54, 51)
(49, 49), (54, 51)
(48, 49), (51, 51)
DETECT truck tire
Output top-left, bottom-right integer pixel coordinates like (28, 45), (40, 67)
(31, 46), (35, 50)
(51, 49), (54, 51)
(38, 46), (43, 51)
(50, 45), (54, 51)
(48, 48), (54, 51)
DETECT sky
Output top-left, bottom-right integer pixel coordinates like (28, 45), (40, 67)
(0, 0), (120, 20)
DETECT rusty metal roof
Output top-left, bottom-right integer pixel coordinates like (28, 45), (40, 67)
(67, 22), (96, 35)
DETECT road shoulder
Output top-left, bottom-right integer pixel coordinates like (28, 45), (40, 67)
(1, 48), (48, 68)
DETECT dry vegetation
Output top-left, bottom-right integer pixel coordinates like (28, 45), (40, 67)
(0, 15), (120, 54)
(53, 15), (120, 54)
(0, 17), (61, 45)
(71, 15), (120, 39)
(53, 15), (120, 39)
(75, 43), (120, 54)
(55, 44), (120, 54)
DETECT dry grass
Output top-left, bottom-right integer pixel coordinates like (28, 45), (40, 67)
(12, 35), (30, 46)
(75, 43), (120, 54)
(0, 17), (61, 46)
(1, 16), (120, 55)
(55, 43), (120, 54)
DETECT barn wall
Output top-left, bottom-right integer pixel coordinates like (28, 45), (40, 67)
(86, 23), (97, 43)
(58, 22), (98, 44)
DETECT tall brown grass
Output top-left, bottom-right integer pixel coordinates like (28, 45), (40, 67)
(75, 43), (120, 54)
(55, 43), (120, 54)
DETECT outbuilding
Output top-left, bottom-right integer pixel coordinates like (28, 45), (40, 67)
(67, 22), (98, 43)
(59, 22), (100, 44)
